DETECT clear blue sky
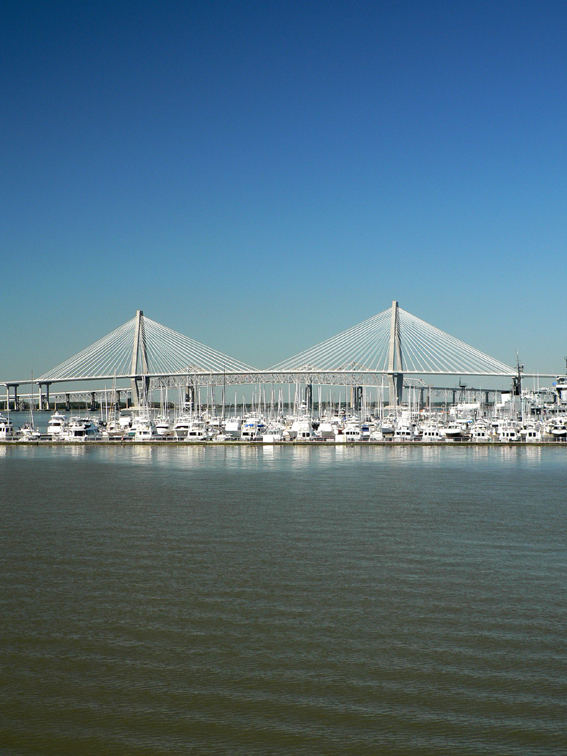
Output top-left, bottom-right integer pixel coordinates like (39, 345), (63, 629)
(2, 0), (566, 380)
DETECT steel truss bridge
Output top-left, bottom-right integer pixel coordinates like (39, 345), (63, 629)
(2, 302), (554, 410)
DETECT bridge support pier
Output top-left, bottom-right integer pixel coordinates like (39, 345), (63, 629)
(38, 383), (50, 411)
(90, 392), (97, 411)
(6, 384), (19, 411)
(388, 373), (403, 408)
(305, 383), (313, 413)
(185, 385), (195, 412)
(353, 386), (363, 413)
(65, 393), (71, 411)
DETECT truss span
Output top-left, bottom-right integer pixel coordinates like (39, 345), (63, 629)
(270, 304), (515, 376)
(38, 313), (255, 381)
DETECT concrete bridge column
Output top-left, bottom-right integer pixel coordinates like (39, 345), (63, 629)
(388, 374), (403, 408)
(90, 392), (97, 411)
(6, 384), (18, 411)
(44, 383), (50, 410)
(305, 383), (313, 413)
(65, 394), (71, 411)
(185, 385), (195, 411)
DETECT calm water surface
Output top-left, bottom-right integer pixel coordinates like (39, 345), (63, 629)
(1, 445), (566, 755)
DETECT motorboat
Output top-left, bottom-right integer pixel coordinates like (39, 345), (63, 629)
(64, 417), (99, 441)
(0, 414), (16, 440)
(154, 416), (172, 437)
(47, 412), (68, 438)
(440, 422), (467, 441)
(421, 424), (443, 442)
(19, 423), (41, 441)
(224, 417), (242, 439)
(241, 417), (265, 441)
(186, 420), (211, 441)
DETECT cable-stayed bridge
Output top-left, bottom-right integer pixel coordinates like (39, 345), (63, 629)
(2, 302), (550, 409)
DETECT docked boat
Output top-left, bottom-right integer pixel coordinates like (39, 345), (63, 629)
(186, 420), (211, 441)
(440, 422), (468, 441)
(0, 414), (16, 440)
(470, 422), (491, 442)
(172, 414), (192, 440)
(224, 417), (242, 439)
(498, 423), (521, 442)
(421, 424), (443, 442)
(47, 412), (68, 438)
(134, 418), (156, 440)
(154, 416), (172, 437)
(241, 417), (265, 441)
(293, 418), (315, 440)
(64, 417), (99, 441)
(19, 422), (41, 441)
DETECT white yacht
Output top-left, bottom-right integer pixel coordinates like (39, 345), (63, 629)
(224, 417), (242, 439)
(186, 420), (211, 441)
(134, 417), (156, 441)
(470, 422), (491, 442)
(343, 422), (362, 442)
(19, 423), (41, 441)
(394, 423), (417, 441)
(421, 424), (443, 442)
(316, 420), (336, 441)
(0, 414), (16, 440)
(64, 417), (99, 441)
(547, 421), (567, 440)
(520, 424), (542, 442)
(154, 416), (172, 437)
(172, 414), (192, 440)
(440, 422), (467, 441)
(47, 412), (68, 438)
(241, 417), (265, 441)
(498, 423), (521, 442)
(293, 418), (314, 440)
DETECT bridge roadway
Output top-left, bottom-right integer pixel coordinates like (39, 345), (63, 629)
(3, 368), (552, 411)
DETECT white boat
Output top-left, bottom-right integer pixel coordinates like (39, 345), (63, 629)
(520, 425), (542, 442)
(241, 417), (265, 441)
(498, 424), (521, 442)
(19, 423), (41, 441)
(293, 418), (314, 440)
(47, 412), (68, 438)
(134, 418), (156, 441)
(470, 422), (491, 442)
(316, 421), (336, 440)
(0, 414), (16, 440)
(393, 424), (417, 441)
(440, 422), (467, 441)
(343, 422), (362, 442)
(547, 422), (567, 440)
(154, 416), (172, 437)
(64, 417), (99, 441)
(421, 424), (443, 442)
(172, 414), (192, 440)
(224, 417), (242, 439)
(186, 420), (211, 441)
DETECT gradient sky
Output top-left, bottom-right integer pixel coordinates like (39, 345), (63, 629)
(2, 0), (567, 381)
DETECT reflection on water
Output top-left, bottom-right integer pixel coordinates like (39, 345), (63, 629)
(1, 444), (567, 755)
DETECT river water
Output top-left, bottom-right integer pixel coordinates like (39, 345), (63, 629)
(1, 444), (566, 754)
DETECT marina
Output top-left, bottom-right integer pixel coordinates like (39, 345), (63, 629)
(3, 302), (567, 447)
